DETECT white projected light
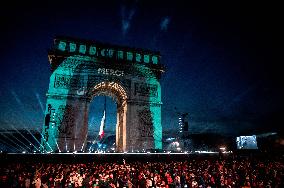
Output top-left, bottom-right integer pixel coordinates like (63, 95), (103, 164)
(236, 135), (258, 149)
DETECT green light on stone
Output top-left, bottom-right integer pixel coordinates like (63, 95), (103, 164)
(127, 52), (133, 61)
(152, 56), (158, 64)
(69, 43), (76, 52)
(117, 51), (124, 59)
(101, 49), (106, 57)
(58, 41), (66, 51)
(89, 46), (97, 55)
(44, 38), (164, 152)
(151, 105), (162, 149)
(136, 53), (142, 63)
(108, 49), (114, 58)
(144, 54), (150, 63)
(79, 45), (86, 54)
(147, 77), (162, 149)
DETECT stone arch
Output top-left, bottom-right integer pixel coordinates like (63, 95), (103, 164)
(41, 37), (164, 152)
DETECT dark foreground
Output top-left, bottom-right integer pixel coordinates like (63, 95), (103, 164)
(1, 152), (284, 187)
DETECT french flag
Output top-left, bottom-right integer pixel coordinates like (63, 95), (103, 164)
(99, 110), (106, 139)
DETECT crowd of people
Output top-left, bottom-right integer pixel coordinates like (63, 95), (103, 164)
(1, 154), (283, 187)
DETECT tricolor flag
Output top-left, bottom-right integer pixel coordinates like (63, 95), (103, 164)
(98, 110), (106, 139)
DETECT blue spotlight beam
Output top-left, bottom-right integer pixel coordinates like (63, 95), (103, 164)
(10, 91), (45, 149)
(35, 92), (45, 115)
(0, 132), (27, 152)
(0, 137), (21, 152)
(35, 128), (53, 152)
(0, 128), (31, 151)
(88, 134), (100, 152)
(24, 127), (43, 147)
(80, 133), (88, 152)
(4, 131), (31, 151)
(10, 90), (51, 152)
(9, 125), (40, 152)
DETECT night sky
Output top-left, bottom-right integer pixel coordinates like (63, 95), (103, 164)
(0, 0), (283, 136)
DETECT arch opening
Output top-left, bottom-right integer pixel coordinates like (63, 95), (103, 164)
(89, 81), (128, 152)
(87, 96), (117, 152)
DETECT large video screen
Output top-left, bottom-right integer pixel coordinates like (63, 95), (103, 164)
(236, 135), (258, 149)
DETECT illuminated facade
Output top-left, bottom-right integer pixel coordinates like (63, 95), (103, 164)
(41, 37), (164, 152)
